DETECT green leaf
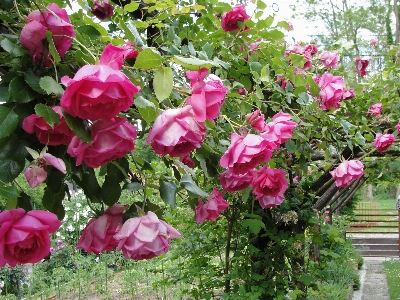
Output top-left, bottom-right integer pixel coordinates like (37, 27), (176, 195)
(277, 21), (293, 31)
(42, 186), (66, 220)
(135, 96), (158, 123)
(46, 31), (61, 64)
(101, 175), (122, 206)
(134, 48), (162, 70)
(289, 53), (305, 68)
(256, 0), (267, 9)
(354, 131), (366, 146)
(285, 139), (296, 153)
(119, 20), (144, 47)
(123, 182), (144, 191)
(34, 104), (60, 128)
(299, 274), (315, 286)
(0, 106), (18, 139)
(306, 75), (320, 96)
(17, 192), (33, 213)
(0, 87), (9, 102)
(242, 219), (266, 235)
(339, 119), (352, 135)
(63, 112), (92, 144)
(39, 76), (64, 96)
(180, 174), (209, 198)
(77, 25), (101, 39)
(73, 169), (102, 203)
(0, 138), (27, 183)
(0, 185), (20, 199)
(159, 180), (177, 209)
(25, 71), (45, 94)
(153, 67), (173, 102)
(262, 29), (284, 41)
(0, 38), (26, 57)
(9, 77), (37, 103)
(5, 197), (17, 210)
(296, 92), (314, 106)
(173, 56), (215, 70)
(124, 2), (139, 12)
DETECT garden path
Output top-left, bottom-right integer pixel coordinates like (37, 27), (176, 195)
(352, 257), (391, 300)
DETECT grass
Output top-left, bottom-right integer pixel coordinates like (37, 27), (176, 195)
(383, 259), (400, 300)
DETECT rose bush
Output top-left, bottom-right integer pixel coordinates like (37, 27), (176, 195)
(114, 211), (181, 260)
(0, 209), (62, 267)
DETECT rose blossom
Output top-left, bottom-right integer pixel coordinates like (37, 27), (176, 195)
(220, 133), (276, 175)
(0, 208), (62, 267)
(195, 188), (229, 223)
(219, 169), (255, 192)
(371, 39), (377, 46)
(100, 43), (139, 70)
(221, 5), (250, 32)
(60, 64), (140, 120)
(146, 106), (206, 157)
(395, 121), (400, 133)
(355, 57), (369, 77)
(342, 88), (355, 100)
(251, 166), (288, 209)
(24, 148), (66, 188)
(186, 69), (228, 123)
(180, 154), (195, 168)
(67, 117), (137, 168)
(245, 110), (266, 132)
(330, 160), (364, 188)
(19, 3), (75, 67)
(76, 203), (127, 254)
(366, 103), (382, 117)
(261, 112), (297, 147)
(372, 133), (395, 152)
(22, 106), (74, 146)
(319, 51), (339, 68)
(114, 211), (181, 260)
(305, 44), (318, 56)
(318, 73), (345, 110)
(91, 0), (114, 20)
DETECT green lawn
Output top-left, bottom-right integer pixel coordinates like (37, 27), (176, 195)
(383, 259), (400, 300)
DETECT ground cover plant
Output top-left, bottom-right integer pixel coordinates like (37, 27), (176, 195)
(0, 0), (400, 299)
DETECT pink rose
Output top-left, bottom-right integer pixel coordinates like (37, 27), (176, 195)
(91, 0), (114, 20)
(0, 208), (62, 267)
(60, 64), (140, 120)
(146, 106), (206, 157)
(367, 103), (382, 117)
(24, 150), (66, 188)
(195, 187), (229, 223)
(67, 117), (137, 168)
(305, 44), (318, 56)
(219, 169), (255, 192)
(19, 4), (75, 67)
(251, 166), (288, 209)
(245, 110), (266, 132)
(372, 133), (395, 152)
(221, 5), (250, 32)
(371, 39), (377, 46)
(100, 43), (139, 70)
(342, 88), (355, 100)
(180, 154), (195, 168)
(76, 203), (127, 254)
(318, 73), (345, 110)
(186, 69), (228, 122)
(237, 87), (247, 95)
(220, 133), (276, 175)
(330, 160), (364, 188)
(114, 211), (181, 260)
(285, 44), (313, 69)
(355, 57), (369, 77)
(293, 176), (299, 183)
(261, 112), (297, 147)
(319, 51), (339, 68)
(395, 121), (400, 133)
(22, 106), (74, 146)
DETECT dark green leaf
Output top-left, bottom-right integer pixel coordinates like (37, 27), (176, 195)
(35, 104), (60, 128)
(81, 169), (101, 203)
(9, 77), (37, 103)
(39, 76), (64, 96)
(285, 140), (296, 154)
(296, 92), (314, 105)
(299, 274), (315, 286)
(101, 175), (122, 206)
(46, 31), (61, 64)
(134, 48), (162, 70)
(0, 106), (18, 138)
(42, 186), (66, 220)
(25, 71), (45, 94)
(159, 180), (177, 209)
(242, 219), (266, 235)
(0, 138), (27, 182)
(0, 184), (20, 199)
(180, 174), (209, 198)
(17, 192), (33, 212)
(63, 112), (92, 144)
(123, 182), (144, 191)
(46, 165), (66, 193)
(0, 87), (9, 102)
(153, 67), (173, 102)
(0, 0), (14, 11)
(0, 38), (26, 57)
(77, 25), (101, 39)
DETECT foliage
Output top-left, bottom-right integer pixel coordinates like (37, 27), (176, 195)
(383, 259), (400, 300)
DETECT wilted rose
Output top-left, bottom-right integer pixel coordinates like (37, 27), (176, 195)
(146, 106), (206, 157)
(60, 64), (140, 120)
(372, 133), (395, 152)
(76, 203), (127, 254)
(367, 103), (382, 117)
(91, 0), (114, 20)
(221, 5), (250, 32)
(355, 57), (369, 77)
(195, 187), (229, 223)
(22, 106), (74, 146)
(330, 160), (364, 188)
(19, 4), (75, 67)
(0, 209), (62, 267)
(220, 133), (276, 175)
(251, 166), (288, 209)
(67, 118), (137, 168)
(114, 211), (181, 260)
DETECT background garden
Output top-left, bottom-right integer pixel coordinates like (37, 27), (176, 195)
(1, 0), (400, 299)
